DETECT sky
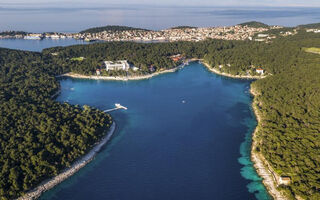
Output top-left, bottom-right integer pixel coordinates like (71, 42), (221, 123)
(1, 0), (320, 7)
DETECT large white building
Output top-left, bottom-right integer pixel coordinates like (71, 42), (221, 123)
(104, 60), (130, 71)
(24, 33), (43, 40)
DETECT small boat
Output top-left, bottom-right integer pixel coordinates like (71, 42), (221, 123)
(115, 103), (128, 110)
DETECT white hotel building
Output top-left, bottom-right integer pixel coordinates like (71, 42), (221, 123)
(104, 60), (130, 71)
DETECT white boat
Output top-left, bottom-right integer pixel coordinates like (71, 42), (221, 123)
(115, 103), (128, 110)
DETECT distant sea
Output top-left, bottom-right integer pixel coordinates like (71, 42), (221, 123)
(0, 5), (320, 32)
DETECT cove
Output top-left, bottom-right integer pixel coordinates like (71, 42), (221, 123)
(41, 62), (271, 200)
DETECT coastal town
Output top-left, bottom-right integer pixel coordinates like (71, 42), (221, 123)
(75, 25), (281, 42)
(0, 24), (282, 42)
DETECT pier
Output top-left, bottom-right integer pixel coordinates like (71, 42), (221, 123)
(104, 103), (128, 113)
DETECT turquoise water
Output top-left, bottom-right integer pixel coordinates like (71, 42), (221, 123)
(40, 63), (271, 200)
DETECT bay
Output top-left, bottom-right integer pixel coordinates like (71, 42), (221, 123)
(39, 63), (271, 200)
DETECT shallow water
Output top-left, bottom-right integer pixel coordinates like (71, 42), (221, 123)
(40, 63), (271, 200)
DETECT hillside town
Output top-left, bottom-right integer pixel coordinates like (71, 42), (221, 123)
(75, 25), (281, 42)
(0, 32), (74, 40)
(0, 25), (282, 42)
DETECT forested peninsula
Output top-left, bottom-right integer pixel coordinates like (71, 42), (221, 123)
(1, 27), (320, 199)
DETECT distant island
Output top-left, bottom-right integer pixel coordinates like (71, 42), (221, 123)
(79, 25), (150, 34)
(238, 21), (270, 28)
(4, 21), (320, 43)
(297, 22), (320, 29)
(1, 22), (320, 199)
(169, 25), (198, 29)
(0, 22), (278, 42)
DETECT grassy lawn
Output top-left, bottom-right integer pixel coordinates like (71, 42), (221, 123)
(303, 47), (320, 54)
(71, 57), (85, 61)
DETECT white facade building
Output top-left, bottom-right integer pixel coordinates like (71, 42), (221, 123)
(24, 34), (43, 40)
(104, 60), (130, 71)
(278, 176), (291, 185)
(256, 68), (264, 75)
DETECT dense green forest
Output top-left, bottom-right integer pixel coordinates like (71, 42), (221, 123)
(238, 21), (270, 28)
(297, 22), (320, 29)
(0, 48), (112, 199)
(1, 29), (320, 199)
(252, 62), (320, 199)
(42, 40), (211, 75)
(79, 25), (150, 34)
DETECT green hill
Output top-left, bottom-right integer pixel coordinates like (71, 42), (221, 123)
(238, 21), (269, 28)
(80, 25), (150, 34)
(170, 26), (197, 29)
(0, 31), (28, 36)
(297, 22), (320, 29)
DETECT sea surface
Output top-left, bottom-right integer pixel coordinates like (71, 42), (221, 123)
(0, 38), (90, 52)
(38, 62), (271, 200)
(1, 5), (320, 32)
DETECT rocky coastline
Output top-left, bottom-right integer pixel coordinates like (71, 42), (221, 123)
(250, 87), (288, 200)
(18, 122), (116, 200)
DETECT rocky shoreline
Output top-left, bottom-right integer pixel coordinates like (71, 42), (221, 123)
(250, 88), (288, 200)
(18, 122), (116, 200)
(201, 61), (266, 79)
(58, 67), (181, 81)
(204, 60), (286, 199)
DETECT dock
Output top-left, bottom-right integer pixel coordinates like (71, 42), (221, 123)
(104, 103), (127, 113)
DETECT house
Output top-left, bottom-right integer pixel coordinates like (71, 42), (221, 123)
(256, 68), (264, 75)
(96, 69), (101, 75)
(149, 65), (155, 72)
(104, 60), (130, 71)
(279, 176), (291, 185)
(131, 66), (139, 71)
(170, 54), (183, 62)
(257, 34), (269, 38)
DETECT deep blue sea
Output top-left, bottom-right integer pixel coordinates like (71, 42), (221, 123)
(1, 5), (320, 32)
(34, 63), (272, 200)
